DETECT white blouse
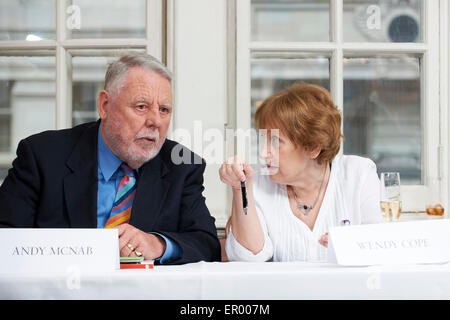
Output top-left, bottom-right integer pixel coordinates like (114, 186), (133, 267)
(225, 154), (384, 262)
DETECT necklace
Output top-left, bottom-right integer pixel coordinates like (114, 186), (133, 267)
(291, 164), (328, 215)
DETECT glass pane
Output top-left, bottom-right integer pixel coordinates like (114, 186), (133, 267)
(71, 51), (145, 126)
(251, 0), (329, 42)
(69, 0), (146, 39)
(72, 56), (108, 126)
(343, 0), (421, 43)
(343, 56), (421, 185)
(251, 57), (330, 162)
(0, 0), (56, 40)
(0, 54), (56, 180)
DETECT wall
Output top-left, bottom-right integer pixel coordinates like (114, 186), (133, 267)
(171, 0), (229, 227)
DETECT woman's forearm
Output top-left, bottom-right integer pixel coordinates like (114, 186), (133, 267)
(230, 184), (265, 254)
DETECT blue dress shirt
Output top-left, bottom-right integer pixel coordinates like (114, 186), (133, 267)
(97, 125), (181, 263)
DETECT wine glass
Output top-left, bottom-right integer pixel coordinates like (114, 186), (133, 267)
(425, 177), (445, 217)
(380, 172), (401, 222)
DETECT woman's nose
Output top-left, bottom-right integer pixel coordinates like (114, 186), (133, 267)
(259, 140), (270, 159)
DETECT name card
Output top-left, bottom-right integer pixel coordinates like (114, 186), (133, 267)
(327, 220), (450, 266)
(0, 229), (120, 274)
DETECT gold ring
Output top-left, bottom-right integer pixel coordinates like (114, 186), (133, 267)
(134, 250), (142, 257)
(127, 243), (135, 251)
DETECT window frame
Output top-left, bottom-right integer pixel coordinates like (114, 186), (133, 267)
(234, 0), (447, 213)
(0, 0), (165, 180)
(1, 0), (165, 129)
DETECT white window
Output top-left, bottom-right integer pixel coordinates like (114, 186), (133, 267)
(0, 0), (164, 179)
(233, 0), (449, 214)
(1, 0), (449, 229)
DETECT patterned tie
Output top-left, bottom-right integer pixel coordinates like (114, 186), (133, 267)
(104, 163), (137, 229)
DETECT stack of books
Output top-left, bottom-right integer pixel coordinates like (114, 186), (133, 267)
(119, 257), (154, 269)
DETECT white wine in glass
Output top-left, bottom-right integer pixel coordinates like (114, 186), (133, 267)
(380, 200), (401, 221)
(380, 172), (401, 222)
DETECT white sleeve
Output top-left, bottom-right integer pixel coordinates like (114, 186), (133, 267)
(225, 180), (274, 262)
(360, 161), (384, 224)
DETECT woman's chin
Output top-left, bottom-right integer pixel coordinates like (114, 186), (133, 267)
(265, 166), (281, 180)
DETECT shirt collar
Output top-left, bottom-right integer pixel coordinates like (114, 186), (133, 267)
(98, 123), (122, 182)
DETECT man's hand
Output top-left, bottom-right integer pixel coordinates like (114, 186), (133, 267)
(116, 223), (166, 260)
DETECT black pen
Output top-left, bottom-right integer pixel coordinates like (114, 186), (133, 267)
(241, 177), (248, 215)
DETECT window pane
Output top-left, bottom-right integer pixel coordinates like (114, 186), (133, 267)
(0, 0), (56, 41)
(251, 57), (330, 161)
(0, 54), (56, 180)
(343, 56), (421, 185)
(72, 56), (108, 126)
(251, 0), (329, 42)
(69, 0), (146, 39)
(343, 0), (421, 43)
(71, 51), (145, 126)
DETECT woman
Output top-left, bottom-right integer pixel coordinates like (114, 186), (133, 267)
(219, 83), (383, 262)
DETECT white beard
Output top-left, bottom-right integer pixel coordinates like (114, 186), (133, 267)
(103, 119), (165, 169)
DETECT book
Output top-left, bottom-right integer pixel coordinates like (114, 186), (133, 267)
(119, 258), (154, 269)
(120, 256), (144, 264)
(120, 263), (154, 269)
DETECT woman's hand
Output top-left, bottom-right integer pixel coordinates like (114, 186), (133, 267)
(318, 232), (328, 248)
(219, 156), (254, 189)
(220, 157), (264, 255)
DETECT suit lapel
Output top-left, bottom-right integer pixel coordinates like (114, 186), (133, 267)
(63, 121), (99, 228)
(130, 153), (170, 231)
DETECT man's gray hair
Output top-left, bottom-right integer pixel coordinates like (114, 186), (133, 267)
(104, 52), (172, 96)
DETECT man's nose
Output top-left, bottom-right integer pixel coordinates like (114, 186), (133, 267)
(145, 106), (162, 128)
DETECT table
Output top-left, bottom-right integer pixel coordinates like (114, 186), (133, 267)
(1, 261), (450, 300)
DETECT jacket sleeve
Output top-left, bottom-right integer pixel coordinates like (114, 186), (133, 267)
(0, 139), (41, 227)
(154, 160), (221, 264)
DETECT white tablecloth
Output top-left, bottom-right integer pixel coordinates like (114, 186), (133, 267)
(1, 261), (450, 300)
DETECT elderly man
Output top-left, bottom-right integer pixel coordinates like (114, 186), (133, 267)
(0, 52), (221, 265)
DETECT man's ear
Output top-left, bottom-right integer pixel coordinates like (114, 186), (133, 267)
(97, 90), (111, 120)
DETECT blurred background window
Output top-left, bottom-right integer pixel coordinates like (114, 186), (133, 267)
(0, 54), (56, 179)
(343, 0), (421, 43)
(0, 0), (56, 41)
(251, 0), (330, 42)
(69, 0), (146, 39)
(249, 0), (423, 185)
(343, 56), (421, 185)
(241, 0), (440, 212)
(71, 51), (145, 126)
(0, 0), (445, 218)
(0, 1), (160, 181)
(250, 56), (330, 162)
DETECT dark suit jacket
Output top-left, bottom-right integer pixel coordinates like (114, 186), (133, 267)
(0, 121), (221, 264)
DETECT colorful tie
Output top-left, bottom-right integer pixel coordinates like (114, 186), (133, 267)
(104, 164), (137, 229)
